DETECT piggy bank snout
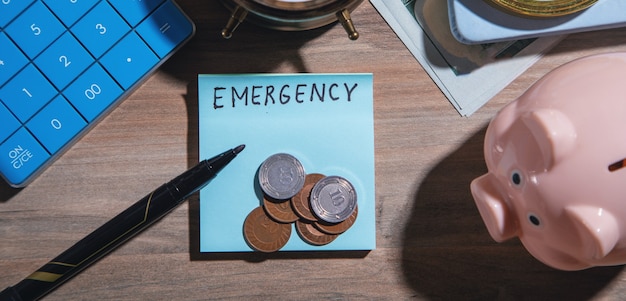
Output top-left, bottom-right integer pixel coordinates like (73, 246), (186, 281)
(470, 174), (517, 242)
(565, 205), (619, 260)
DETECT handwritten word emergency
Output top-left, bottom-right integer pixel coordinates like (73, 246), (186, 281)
(212, 83), (359, 109)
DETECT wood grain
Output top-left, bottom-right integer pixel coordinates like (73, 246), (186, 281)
(3, 1), (626, 300)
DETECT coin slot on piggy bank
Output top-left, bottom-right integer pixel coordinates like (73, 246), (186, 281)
(219, 0), (363, 40)
(608, 159), (626, 172)
(471, 52), (626, 271)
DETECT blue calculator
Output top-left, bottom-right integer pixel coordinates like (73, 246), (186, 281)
(0, 0), (195, 187)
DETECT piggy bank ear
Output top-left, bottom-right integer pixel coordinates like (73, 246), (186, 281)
(565, 205), (619, 259)
(471, 174), (518, 242)
(521, 109), (577, 169)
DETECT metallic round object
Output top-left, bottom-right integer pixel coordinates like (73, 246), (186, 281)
(258, 153), (306, 200)
(255, 0), (340, 10)
(291, 173), (326, 221)
(220, 0), (363, 39)
(243, 206), (292, 252)
(485, 0), (597, 17)
(315, 205), (358, 235)
(295, 220), (337, 246)
(310, 175), (357, 223)
(263, 196), (300, 223)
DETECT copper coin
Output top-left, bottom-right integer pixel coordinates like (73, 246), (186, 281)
(243, 206), (291, 252)
(263, 196), (299, 223)
(295, 220), (337, 246)
(291, 173), (325, 221)
(314, 205), (358, 235)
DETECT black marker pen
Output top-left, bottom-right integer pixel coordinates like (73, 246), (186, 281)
(0, 145), (245, 301)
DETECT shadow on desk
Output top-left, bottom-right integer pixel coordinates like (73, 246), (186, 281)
(0, 182), (20, 203)
(402, 126), (623, 300)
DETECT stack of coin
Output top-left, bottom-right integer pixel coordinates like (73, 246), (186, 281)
(243, 153), (358, 252)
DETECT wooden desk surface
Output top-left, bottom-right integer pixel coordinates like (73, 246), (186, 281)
(3, 2), (626, 300)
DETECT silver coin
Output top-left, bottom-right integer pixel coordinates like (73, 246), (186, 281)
(258, 153), (306, 200)
(310, 176), (357, 223)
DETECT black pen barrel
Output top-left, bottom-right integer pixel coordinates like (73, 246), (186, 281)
(10, 181), (176, 301)
(0, 145), (243, 301)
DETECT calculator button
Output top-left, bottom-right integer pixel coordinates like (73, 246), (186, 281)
(27, 95), (86, 153)
(0, 64), (57, 123)
(35, 32), (94, 90)
(42, 0), (98, 27)
(0, 102), (20, 143)
(0, 127), (50, 186)
(0, 0), (35, 28)
(4, 1), (65, 59)
(70, 1), (130, 59)
(100, 32), (159, 89)
(0, 32), (29, 85)
(64, 63), (123, 122)
(136, 1), (195, 58)
(108, 0), (165, 27)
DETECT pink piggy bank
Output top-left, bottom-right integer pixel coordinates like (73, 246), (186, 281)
(471, 52), (626, 271)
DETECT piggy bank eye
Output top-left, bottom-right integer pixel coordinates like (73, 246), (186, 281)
(510, 170), (523, 187)
(528, 213), (541, 227)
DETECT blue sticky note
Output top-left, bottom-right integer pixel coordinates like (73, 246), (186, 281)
(198, 73), (375, 252)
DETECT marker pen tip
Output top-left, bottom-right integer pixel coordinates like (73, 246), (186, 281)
(234, 144), (245, 154)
